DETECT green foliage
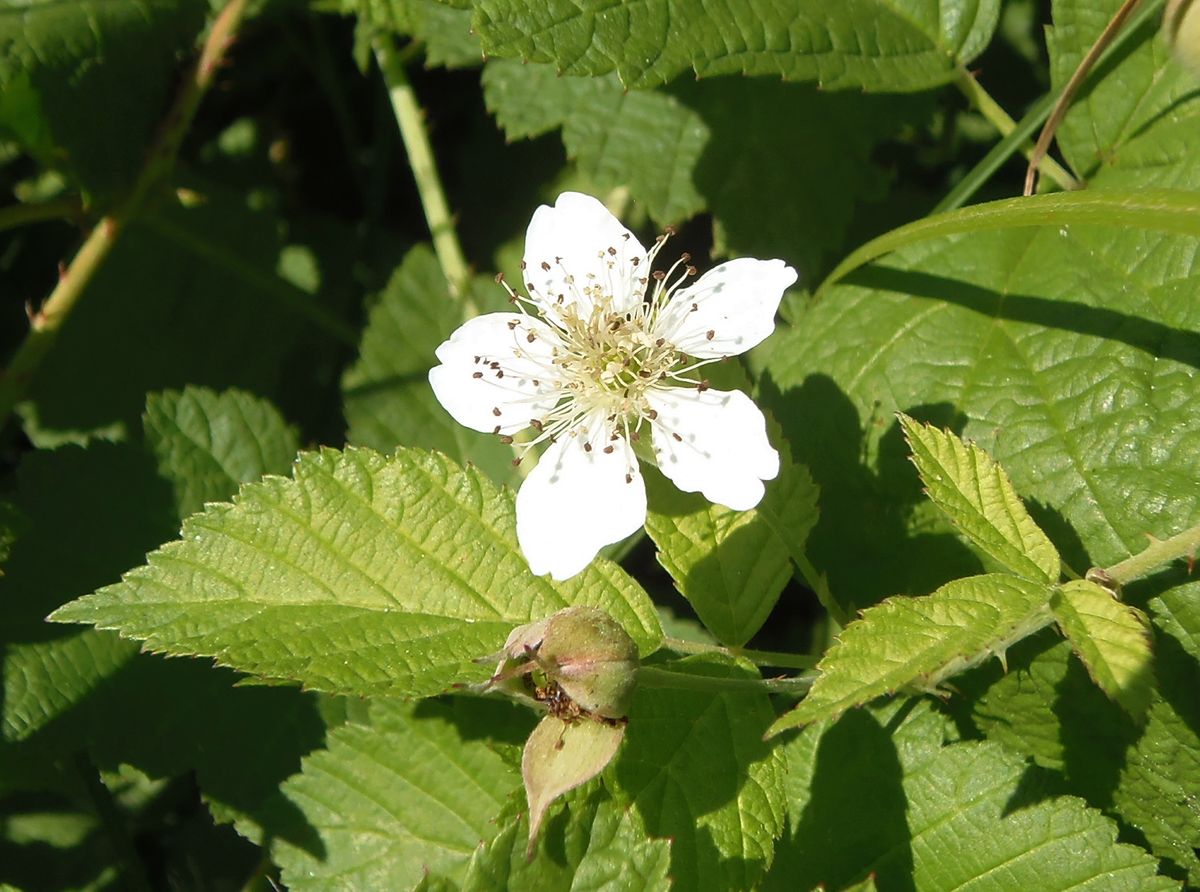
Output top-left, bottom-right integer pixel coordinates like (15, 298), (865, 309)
(645, 461), (818, 647)
(469, 0), (1000, 90)
(52, 447), (663, 696)
(2, 0), (1198, 886)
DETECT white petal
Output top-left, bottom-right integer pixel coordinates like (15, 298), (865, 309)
(429, 312), (563, 435)
(655, 258), (797, 358)
(646, 387), (778, 511)
(516, 416), (646, 580)
(522, 192), (649, 320)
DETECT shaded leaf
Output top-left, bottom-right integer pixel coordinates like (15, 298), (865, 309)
(341, 245), (518, 485)
(469, 0), (1000, 91)
(645, 462), (818, 647)
(52, 447), (662, 697)
(143, 387), (299, 518)
(275, 698), (524, 890)
(769, 574), (1055, 736)
(613, 656), (786, 891)
(901, 414), (1059, 582)
(1051, 579), (1155, 718)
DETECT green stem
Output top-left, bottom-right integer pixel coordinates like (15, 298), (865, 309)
(373, 35), (474, 315)
(638, 665), (816, 697)
(0, 0), (250, 426)
(1102, 522), (1200, 587)
(0, 196), (83, 233)
(953, 67), (1079, 193)
(661, 635), (818, 671)
(74, 753), (153, 892)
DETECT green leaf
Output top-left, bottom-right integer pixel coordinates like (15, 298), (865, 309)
(460, 790), (672, 891)
(818, 189), (1200, 296)
(645, 462), (818, 647)
(900, 414), (1060, 582)
(1049, 0), (1200, 185)
(1051, 579), (1155, 718)
(613, 656), (786, 891)
(768, 700), (1177, 890)
(483, 61), (925, 274)
(769, 574), (1055, 736)
(468, 0), (1000, 91)
(341, 245), (518, 485)
(482, 60), (705, 226)
(143, 387), (299, 518)
(0, 0), (208, 199)
(348, 0), (482, 67)
(962, 634), (1200, 883)
(51, 446), (663, 697)
(275, 698), (524, 890)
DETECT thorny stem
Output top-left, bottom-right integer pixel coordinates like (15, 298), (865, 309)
(1025, 0), (1147, 196)
(662, 636), (819, 670)
(0, 196), (83, 234)
(0, 0), (250, 427)
(953, 67), (1080, 194)
(374, 34), (475, 315)
(1101, 521), (1200, 587)
(638, 665), (817, 697)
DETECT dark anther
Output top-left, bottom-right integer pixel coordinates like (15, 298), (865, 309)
(655, 337), (665, 347)
(681, 252), (691, 262)
(495, 272), (505, 283)
(603, 445), (614, 454)
(500, 435), (514, 444)
(665, 225), (677, 235)
(526, 332), (537, 343)
(691, 303), (699, 312)
(526, 282), (536, 291)
(648, 409), (658, 419)
(706, 329), (715, 340)
(672, 432), (683, 441)
(625, 473), (633, 484)
(557, 295), (565, 304)
(607, 246), (617, 256)
(512, 457), (523, 466)
(530, 419), (544, 430)
(520, 260), (527, 269)
(496, 370), (504, 378)
(508, 320), (519, 329)
(653, 270), (667, 281)
(492, 407), (502, 416)
(490, 361), (500, 369)
(698, 379), (710, 392)
(493, 425), (501, 434)
(472, 371), (483, 379)
(540, 261), (551, 271)
(584, 442), (593, 452)
(474, 355), (481, 363)
(686, 265), (697, 276)
(631, 257), (640, 266)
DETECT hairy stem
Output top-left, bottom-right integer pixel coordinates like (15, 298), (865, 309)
(662, 636), (819, 670)
(638, 665), (817, 697)
(1102, 522), (1200, 587)
(953, 67), (1079, 193)
(374, 35), (475, 315)
(0, 0), (250, 426)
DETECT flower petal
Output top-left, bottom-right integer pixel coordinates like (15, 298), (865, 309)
(516, 417), (646, 580)
(429, 312), (562, 435)
(656, 258), (797, 358)
(522, 192), (649, 320)
(646, 387), (778, 511)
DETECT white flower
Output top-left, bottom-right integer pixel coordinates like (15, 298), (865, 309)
(429, 192), (797, 580)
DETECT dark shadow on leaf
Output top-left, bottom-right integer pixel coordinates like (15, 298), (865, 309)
(767, 710), (912, 892)
(1026, 497), (1090, 579)
(846, 266), (1200, 370)
(757, 371), (981, 610)
(415, 695), (537, 750)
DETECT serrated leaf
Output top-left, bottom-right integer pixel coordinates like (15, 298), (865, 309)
(645, 462), (818, 647)
(51, 446), (662, 697)
(901, 414), (1060, 582)
(275, 698), (523, 890)
(0, 0), (208, 199)
(143, 387), (299, 518)
(769, 574), (1055, 735)
(460, 790), (671, 891)
(964, 635), (1200, 883)
(347, 0), (482, 67)
(769, 700), (1177, 890)
(342, 245), (518, 485)
(483, 60), (923, 274)
(1051, 579), (1155, 717)
(1049, 0), (1200, 186)
(613, 656), (786, 891)
(469, 0), (1000, 91)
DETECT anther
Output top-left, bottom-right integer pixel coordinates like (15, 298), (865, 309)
(520, 260), (527, 269)
(495, 272), (505, 283)
(507, 320), (519, 330)
(584, 442), (593, 453)
(530, 419), (544, 431)
(653, 270), (666, 281)
(690, 303), (699, 312)
(648, 409), (658, 419)
(686, 265), (697, 276)
(680, 252), (691, 262)
(603, 445), (614, 454)
(631, 257), (640, 267)
(665, 225), (677, 235)
(490, 361), (500, 369)
(472, 371), (483, 379)
(512, 458), (522, 466)
(500, 435), (514, 444)
(630, 431), (640, 442)
(655, 338), (665, 347)
(607, 246), (617, 256)
(540, 261), (551, 271)
(492, 407), (502, 417)
(493, 425), (501, 434)
(496, 370), (504, 378)
(697, 379), (710, 392)
(672, 432), (683, 441)
(526, 282), (535, 291)
(706, 329), (715, 340)
(625, 473), (633, 484)
(474, 355), (481, 363)
(526, 331), (537, 343)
